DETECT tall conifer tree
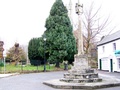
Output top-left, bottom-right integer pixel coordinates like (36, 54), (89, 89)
(43, 0), (77, 67)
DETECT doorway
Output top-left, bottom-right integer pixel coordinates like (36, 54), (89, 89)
(110, 59), (113, 72)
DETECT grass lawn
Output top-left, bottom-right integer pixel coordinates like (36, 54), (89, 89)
(0, 63), (69, 73)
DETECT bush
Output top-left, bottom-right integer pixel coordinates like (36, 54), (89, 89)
(30, 60), (42, 66)
(28, 38), (44, 66)
(0, 62), (4, 67)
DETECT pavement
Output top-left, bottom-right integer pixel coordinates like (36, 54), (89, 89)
(1, 70), (120, 89)
(43, 70), (120, 89)
(0, 73), (19, 78)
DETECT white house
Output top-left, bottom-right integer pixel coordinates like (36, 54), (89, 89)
(97, 30), (120, 72)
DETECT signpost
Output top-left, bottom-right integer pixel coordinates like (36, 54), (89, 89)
(0, 41), (4, 59)
(0, 41), (4, 73)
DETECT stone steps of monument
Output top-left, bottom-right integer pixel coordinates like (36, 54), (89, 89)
(64, 73), (98, 76)
(60, 78), (102, 83)
(68, 69), (95, 74)
(64, 73), (99, 79)
(86, 69), (95, 73)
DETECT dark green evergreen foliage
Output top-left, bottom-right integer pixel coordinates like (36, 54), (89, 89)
(43, 0), (77, 66)
(28, 38), (43, 66)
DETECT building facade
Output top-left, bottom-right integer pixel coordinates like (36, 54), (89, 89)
(97, 30), (120, 72)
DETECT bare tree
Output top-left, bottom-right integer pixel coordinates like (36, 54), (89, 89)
(78, 2), (115, 67)
(82, 2), (110, 55)
(6, 43), (27, 66)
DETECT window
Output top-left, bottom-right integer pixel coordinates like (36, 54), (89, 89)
(113, 43), (116, 51)
(118, 58), (120, 68)
(102, 46), (105, 53)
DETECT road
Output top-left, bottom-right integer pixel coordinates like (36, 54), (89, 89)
(0, 71), (120, 90)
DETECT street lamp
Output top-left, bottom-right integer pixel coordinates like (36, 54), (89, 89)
(43, 37), (46, 72)
(3, 54), (6, 74)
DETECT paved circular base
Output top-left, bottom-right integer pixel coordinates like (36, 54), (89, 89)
(43, 78), (120, 89)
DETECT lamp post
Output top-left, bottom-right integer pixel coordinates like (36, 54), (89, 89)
(3, 54), (6, 74)
(43, 37), (46, 72)
(75, 0), (84, 55)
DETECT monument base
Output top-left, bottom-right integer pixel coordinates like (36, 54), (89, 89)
(43, 78), (120, 89)
(60, 54), (102, 83)
(43, 55), (120, 89)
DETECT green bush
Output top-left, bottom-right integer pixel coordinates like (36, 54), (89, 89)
(28, 38), (44, 66)
(30, 60), (42, 66)
(0, 62), (4, 67)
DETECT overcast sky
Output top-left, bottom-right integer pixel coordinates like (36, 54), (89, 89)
(0, 0), (120, 53)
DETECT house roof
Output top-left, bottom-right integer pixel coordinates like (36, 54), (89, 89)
(97, 30), (120, 46)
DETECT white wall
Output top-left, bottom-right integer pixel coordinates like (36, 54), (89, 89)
(98, 39), (120, 72)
